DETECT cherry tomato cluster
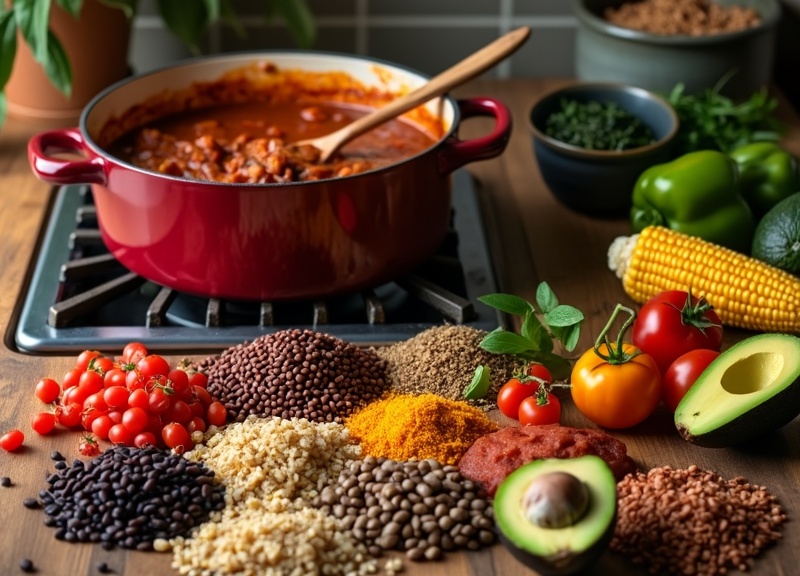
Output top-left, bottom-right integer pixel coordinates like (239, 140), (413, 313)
(30, 342), (226, 454)
(496, 363), (560, 426)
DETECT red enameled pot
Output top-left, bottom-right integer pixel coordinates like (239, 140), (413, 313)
(28, 52), (511, 301)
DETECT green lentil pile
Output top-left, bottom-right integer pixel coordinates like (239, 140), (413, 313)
(376, 325), (519, 406)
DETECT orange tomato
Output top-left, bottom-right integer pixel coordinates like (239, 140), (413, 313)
(570, 343), (661, 429)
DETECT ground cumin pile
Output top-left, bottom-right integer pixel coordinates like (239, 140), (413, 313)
(346, 393), (498, 465)
(611, 465), (787, 575)
(604, 0), (761, 36)
(376, 325), (520, 405)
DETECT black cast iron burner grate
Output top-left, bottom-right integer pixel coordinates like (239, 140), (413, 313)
(13, 171), (507, 354)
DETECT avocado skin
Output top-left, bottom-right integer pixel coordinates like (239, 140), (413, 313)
(677, 372), (800, 448)
(496, 514), (616, 576)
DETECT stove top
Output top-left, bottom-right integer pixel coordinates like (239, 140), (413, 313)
(12, 171), (507, 354)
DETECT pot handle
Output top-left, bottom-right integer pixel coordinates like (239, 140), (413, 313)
(438, 97), (512, 175)
(28, 128), (108, 186)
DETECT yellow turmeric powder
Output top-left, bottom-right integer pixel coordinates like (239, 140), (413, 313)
(346, 393), (498, 465)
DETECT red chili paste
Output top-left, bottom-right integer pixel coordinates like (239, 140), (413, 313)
(458, 424), (637, 497)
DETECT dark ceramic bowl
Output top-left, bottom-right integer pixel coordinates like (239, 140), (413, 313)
(528, 82), (678, 217)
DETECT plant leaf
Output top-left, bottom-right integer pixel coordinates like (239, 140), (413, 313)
(519, 351), (572, 380)
(0, 92), (7, 129)
(41, 29), (71, 96)
(535, 281), (559, 314)
(544, 304), (584, 328)
(478, 293), (535, 316)
(54, 0), (83, 18)
(156, 0), (208, 53)
(271, 0), (316, 48)
(463, 365), (490, 400)
(218, 0), (245, 38)
(552, 324), (582, 353)
(479, 330), (537, 355)
(0, 10), (17, 92)
(520, 312), (553, 353)
(14, 0), (51, 62)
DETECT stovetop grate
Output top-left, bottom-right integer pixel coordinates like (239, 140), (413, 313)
(13, 171), (506, 353)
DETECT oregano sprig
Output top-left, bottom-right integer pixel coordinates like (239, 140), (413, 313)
(476, 282), (584, 380)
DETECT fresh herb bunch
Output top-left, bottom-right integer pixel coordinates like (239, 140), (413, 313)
(477, 282), (585, 380)
(544, 98), (655, 151)
(667, 78), (784, 155)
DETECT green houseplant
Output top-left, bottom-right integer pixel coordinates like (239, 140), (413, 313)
(0, 0), (315, 127)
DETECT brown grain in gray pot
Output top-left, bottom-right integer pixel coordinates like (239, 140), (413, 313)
(573, 0), (781, 100)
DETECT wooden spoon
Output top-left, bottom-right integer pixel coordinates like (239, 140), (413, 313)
(296, 26), (531, 163)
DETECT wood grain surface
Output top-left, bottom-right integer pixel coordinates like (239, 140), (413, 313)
(0, 78), (798, 576)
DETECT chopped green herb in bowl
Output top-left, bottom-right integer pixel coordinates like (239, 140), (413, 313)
(544, 99), (656, 151)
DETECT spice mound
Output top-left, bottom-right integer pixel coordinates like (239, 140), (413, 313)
(314, 456), (495, 562)
(458, 424), (637, 496)
(201, 329), (388, 423)
(346, 393), (497, 465)
(377, 325), (519, 404)
(604, 0), (761, 36)
(612, 465), (787, 576)
(37, 445), (225, 550)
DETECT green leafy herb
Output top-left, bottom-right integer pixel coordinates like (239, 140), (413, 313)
(463, 365), (491, 400)
(544, 98), (655, 151)
(477, 282), (585, 380)
(667, 76), (784, 155)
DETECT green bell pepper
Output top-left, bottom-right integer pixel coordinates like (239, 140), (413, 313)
(729, 142), (800, 219)
(630, 150), (755, 253)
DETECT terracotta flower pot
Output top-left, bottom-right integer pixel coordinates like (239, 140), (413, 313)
(5, 0), (131, 124)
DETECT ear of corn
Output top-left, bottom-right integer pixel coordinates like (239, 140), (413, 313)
(608, 225), (800, 334)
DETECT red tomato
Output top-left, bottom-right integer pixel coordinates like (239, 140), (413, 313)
(91, 415), (114, 441)
(162, 423), (192, 454)
(518, 392), (561, 426)
(662, 349), (721, 413)
(55, 403), (83, 428)
(188, 371), (209, 389)
(122, 342), (148, 365)
(79, 434), (101, 456)
(0, 429), (24, 451)
(103, 386), (129, 410)
(31, 413), (57, 435)
(168, 369), (191, 400)
(127, 388), (149, 411)
(91, 356), (115, 375)
(75, 350), (101, 371)
(134, 431), (158, 448)
(632, 290), (723, 374)
(103, 368), (128, 389)
(108, 423), (134, 446)
(206, 401), (227, 427)
(34, 378), (61, 404)
(122, 407), (148, 434)
(136, 355), (171, 381)
(571, 343), (661, 429)
(62, 368), (82, 391)
(496, 378), (537, 419)
(526, 363), (552, 384)
(148, 388), (171, 413)
(78, 370), (105, 395)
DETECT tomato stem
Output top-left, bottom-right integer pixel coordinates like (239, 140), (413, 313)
(593, 304), (641, 364)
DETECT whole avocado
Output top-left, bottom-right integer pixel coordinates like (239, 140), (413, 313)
(751, 192), (800, 275)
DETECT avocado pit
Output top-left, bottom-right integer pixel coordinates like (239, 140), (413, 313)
(523, 471), (590, 529)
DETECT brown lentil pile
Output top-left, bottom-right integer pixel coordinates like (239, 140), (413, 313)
(171, 416), (381, 575)
(605, 0), (761, 36)
(376, 325), (520, 405)
(611, 465), (787, 575)
(200, 329), (388, 423)
(314, 456), (495, 562)
(346, 393), (498, 465)
(36, 445), (225, 550)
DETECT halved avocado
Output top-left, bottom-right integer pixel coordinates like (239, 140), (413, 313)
(674, 333), (800, 448)
(494, 455), (617, 576)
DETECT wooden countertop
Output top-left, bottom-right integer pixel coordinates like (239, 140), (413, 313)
(1, 78), (799, 576)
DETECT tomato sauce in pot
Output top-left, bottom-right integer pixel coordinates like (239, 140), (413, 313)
(102, 63), (444, 184)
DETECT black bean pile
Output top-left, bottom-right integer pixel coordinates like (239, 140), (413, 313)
(200, 329), (388, 423)
(314, 456), (495, 561)
(36, 445), (225, 550)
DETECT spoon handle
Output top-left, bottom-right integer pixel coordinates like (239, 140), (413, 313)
(317, 26), (531, 161)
